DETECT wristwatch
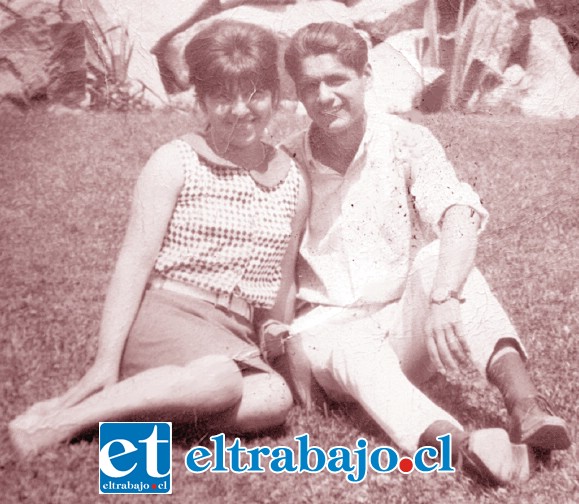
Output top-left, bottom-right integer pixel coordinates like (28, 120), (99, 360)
(430, 287), (466, 305)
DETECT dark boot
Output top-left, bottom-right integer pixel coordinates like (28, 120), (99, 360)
(510, 396), (571, 450)
(487, 344), (571, 451)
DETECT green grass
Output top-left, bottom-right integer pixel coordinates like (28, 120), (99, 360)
(1, 108), (578, 503)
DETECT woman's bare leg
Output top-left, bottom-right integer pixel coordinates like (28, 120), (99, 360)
(214, 370), (293, 434)
(9, 355), (244, 457)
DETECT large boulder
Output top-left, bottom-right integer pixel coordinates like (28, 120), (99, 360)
(367, 40), (425, 113)
(519, 17), (579, 119)
(476, 17), (579, 119)
(0, 13), (89, 106)
(0, 17), (54, 103)
(162, 0), (429, 114)
(350, 0), (427, 43)
(163, 1), (352, 92)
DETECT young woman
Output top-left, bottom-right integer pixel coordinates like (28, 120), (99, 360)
(9, 20), (309, 457)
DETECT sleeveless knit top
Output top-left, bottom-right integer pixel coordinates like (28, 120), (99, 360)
(153, 139), (301, 309)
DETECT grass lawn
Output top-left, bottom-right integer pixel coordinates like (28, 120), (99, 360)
(0, 107), (577, 503)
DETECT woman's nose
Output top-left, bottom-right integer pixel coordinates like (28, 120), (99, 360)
(230, 95), (251, 116)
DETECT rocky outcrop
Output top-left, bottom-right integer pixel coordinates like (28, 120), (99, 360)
(351, 0), (427, 43)
(478, 17), (579, 119)
(367, 40), (425, 113)
(0, 12), (86, 106)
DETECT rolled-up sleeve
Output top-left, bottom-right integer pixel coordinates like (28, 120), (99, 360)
(397, 122), (489, 235)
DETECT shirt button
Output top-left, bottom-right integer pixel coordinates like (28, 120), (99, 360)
(233, 286), (241, 295)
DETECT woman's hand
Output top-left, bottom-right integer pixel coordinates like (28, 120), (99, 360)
(59, 359), (119, 408)
(27, 359), (119, 416)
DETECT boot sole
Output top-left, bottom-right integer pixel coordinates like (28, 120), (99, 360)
(465, 428), (532, 485)
(518, 418), (572, 451)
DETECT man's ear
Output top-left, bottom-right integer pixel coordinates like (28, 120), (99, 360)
(363, 62), (373, 90)
(196, 92), (207, 113)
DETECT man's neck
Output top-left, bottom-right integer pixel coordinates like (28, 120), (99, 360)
(309, 116), (366, 175)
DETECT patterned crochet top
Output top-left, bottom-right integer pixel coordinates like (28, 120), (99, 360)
(153, 139), (301, 309)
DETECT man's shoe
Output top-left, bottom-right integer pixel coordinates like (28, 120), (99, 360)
(459, 428), (533, 486)
(510, 396), (572, 451)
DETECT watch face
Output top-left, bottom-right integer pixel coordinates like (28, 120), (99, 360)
(431, 288), (450, 303)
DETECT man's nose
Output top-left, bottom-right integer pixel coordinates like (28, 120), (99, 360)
(317, 82), (334, 105)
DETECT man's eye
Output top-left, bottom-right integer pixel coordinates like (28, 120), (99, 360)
(301, 82), (318, 93)
(327, 77), (347, 87)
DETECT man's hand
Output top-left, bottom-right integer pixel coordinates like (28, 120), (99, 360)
(424, 299), (471, 374)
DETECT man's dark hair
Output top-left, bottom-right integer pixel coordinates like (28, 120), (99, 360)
(284, 22), (369, 83)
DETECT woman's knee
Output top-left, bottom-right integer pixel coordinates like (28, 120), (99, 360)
(266, 373), (293, 421)
(186, 355), (244, 409)
(242, 371), (293, 431)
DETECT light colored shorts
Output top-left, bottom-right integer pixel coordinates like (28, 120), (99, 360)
(120, 288), (270, 379)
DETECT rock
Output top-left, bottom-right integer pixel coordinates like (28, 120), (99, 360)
(163, 0), (435, 112)
(350, 0), (427, 43)
(47, 22), (87, 107)
(386, 29), (445, 85)
(0, 15), (88, 107)
(475, 64), (526, 112)
(475, 17), (579, 119)
(163, 1), (351, 92)
(519, 17), (579, 119)
(0, 17), (54, 103)
(367, 40), (425, 113)
(0, 60), (24, 103)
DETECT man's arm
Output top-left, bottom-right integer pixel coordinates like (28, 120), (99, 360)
(425, 204), (481, 374)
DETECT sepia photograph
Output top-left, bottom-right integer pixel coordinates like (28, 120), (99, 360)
(1, 0), (577, 502)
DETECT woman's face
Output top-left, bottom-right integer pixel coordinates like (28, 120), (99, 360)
(202, 84), (275, 151)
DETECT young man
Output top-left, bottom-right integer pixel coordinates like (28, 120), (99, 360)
(281, 22), (571, 485)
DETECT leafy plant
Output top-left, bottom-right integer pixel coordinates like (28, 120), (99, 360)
(447, 0), (467, 107)
(423, 0), (513, 110)
(82, 3), (149, 111)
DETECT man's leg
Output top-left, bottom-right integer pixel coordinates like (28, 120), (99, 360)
(292, 304), (533, 485)
(292, 304), (463, 454)
(397, 240), (570, 451)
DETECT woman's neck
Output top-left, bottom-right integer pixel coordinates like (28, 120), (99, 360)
(207, 129), (267, 172)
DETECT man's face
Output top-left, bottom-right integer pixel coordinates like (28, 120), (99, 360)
(295, 53), (370, 137)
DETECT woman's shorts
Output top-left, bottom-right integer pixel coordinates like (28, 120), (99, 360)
(120, 288), (271, 379)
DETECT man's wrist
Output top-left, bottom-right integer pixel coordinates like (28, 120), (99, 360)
(430, 287), (466, 305)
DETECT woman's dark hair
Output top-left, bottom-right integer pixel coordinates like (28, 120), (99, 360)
(284, 22), (369, 83)
(185, 20), (280, 101)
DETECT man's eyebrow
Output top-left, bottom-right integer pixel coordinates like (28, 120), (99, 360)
(299, 77), (320, 85)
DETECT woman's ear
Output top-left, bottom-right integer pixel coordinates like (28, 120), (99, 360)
(272, 89), (280, 110)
